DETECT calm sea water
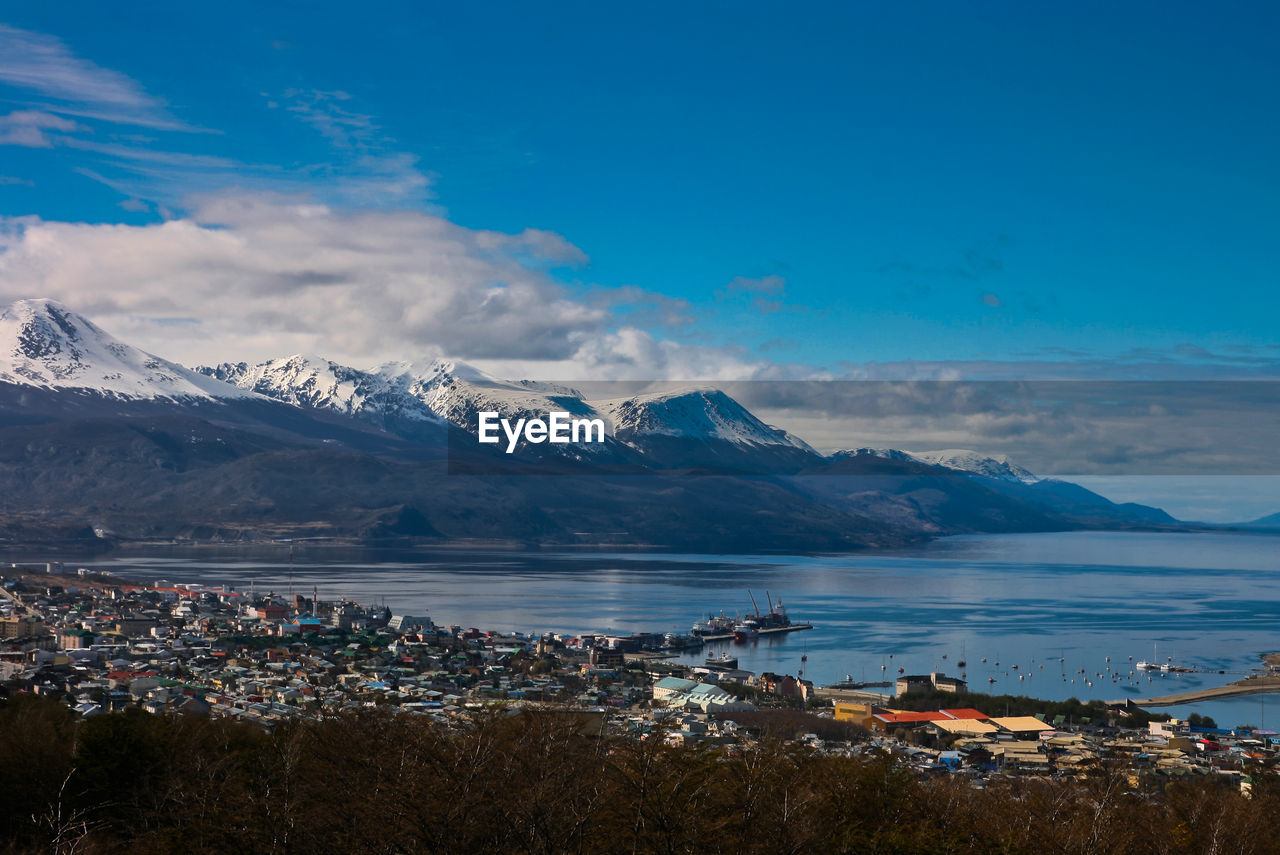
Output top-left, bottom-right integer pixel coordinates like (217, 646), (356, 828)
(30, 530), (1280, 728)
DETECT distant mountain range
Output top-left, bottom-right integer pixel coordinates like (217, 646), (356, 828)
(0, 298), (1181, 550)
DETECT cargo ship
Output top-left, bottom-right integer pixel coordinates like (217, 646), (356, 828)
(690, 591), (812, 641)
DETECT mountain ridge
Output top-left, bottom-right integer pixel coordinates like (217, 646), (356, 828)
(0, 298), (1183, 548)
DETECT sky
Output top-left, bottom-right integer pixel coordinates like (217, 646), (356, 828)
(0, 2), (1277, 518)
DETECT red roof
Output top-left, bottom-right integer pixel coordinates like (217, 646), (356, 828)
(875, 711), (950, 724)
(941, 708), (990, 720)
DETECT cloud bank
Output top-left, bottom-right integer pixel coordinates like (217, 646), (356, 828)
(0, 192), (776, 379)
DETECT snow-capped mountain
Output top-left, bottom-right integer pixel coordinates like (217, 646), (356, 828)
(0, 298), (1035, 477)
(0, 299), (1101, 486)
(831, 448), (920, 464)
(0, 298), (254, 402)
(586, 387), (820, 471)
(831, 447), (1039, 482)
(910, 449), (1039, 484)
(0, 297), (1182, 546)
(199, 355), (443, 428)
(199, 356), (814, 465)
(381, 359), (598, 431)
(596, 388), (814, 451)
(200, 355), (613, 452)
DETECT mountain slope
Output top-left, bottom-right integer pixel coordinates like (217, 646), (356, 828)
(795, 451), (1069, 535)
(818, 448), (1176, 528)
(0, 299), (255, 402)
(595, 388), (820, 471)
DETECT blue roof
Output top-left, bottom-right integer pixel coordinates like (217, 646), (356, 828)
(653, 676), (699, 692)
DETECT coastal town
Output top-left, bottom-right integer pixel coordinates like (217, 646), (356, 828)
(3, 559), (1278, 793)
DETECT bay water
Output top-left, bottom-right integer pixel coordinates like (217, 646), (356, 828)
(42, 530), (1280, 728)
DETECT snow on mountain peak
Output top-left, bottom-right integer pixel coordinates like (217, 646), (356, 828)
(377, 358), (486, 384)
(831, 447), (920, 463)
(198, 354), (442, 423)
(0, 301), (1045, 478)
(828, 447), (1038, 482)
(377, 359), (585, 400)
(910, 449), (1039, 483)
(596, 387), (815, 451)
(0, 298), (254, 402)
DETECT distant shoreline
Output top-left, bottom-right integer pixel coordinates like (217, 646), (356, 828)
(3, 522), (1252, 562)
(1132, 653), (1280, 707)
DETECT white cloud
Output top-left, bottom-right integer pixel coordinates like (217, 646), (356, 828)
(559, 327), (768, 381)
(0, 24), (192, 130)
(0, 109), (82, 147)
(274, 89), (434, 206)
(283, 89), (376, 149)
(0, 191), (796, 381)
(0, 26), (433, 209)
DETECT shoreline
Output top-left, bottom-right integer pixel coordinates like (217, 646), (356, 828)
(4, 524), (1261, 563)
(1131, 653), (1280, 707)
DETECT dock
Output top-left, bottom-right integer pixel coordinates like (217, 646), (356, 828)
(697, 623), (813, 643)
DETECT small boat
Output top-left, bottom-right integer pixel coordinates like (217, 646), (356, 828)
(705, 653), (738, 670)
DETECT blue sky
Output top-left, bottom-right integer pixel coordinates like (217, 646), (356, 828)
(1, 1), (1278, 380)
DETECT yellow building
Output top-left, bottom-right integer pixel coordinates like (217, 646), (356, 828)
(833, 701), (888, 728)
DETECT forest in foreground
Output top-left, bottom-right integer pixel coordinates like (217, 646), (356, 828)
(1, 694), (1277, 855)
